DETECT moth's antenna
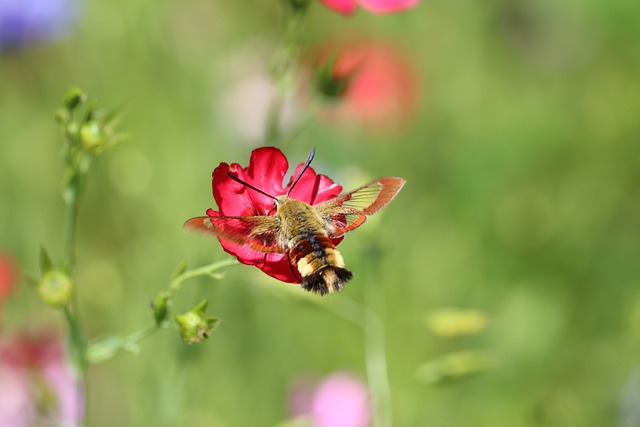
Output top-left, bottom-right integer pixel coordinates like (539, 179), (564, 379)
(287, 147), (315, 196)
(227, 173), (277, 200)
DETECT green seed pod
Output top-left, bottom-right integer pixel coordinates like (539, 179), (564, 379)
(64, 87), (87, 111)
(152, 291), (171, 325)
(79, 121), (107, 152)
(175, 300), (220, 344)
(37, 270), (73, 308)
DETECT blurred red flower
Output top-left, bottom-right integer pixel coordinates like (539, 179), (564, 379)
(0, 252), (19, 304)
(308, 40), (420, 132)
(0, 333), (83, 427)
(319, 0), (419, 15)
(204, 147), (343, 283)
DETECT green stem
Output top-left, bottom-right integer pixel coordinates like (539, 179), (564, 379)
(86, 259), (239, 364)
(86, 323), (159, 365)
(61, 164), (88, 426)
(325, 297), (393, 427)
(64, 188), (79, 272)
(266, 0), (311, 145)
(63, 305), (87, 427)
(363, 309), (392, 427)
(122, 323), (159, 348)
(169, 258), (240, 295)
(63, 306), (88, 371)
(62, 168), (87, 368)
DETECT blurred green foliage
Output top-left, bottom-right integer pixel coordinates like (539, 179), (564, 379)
(1, 0), (640, 426)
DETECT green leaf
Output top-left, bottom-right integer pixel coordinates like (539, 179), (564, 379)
(39, 246), (54, 274)
(416, 349), (496, 385)
(83, 103), (96, 123)
(425, 308), (489, 339)
(100, 103), (126, 128)
(87, 336), (123, 364)
(54, 108), (69, 125)
(173, 260), (188, 278)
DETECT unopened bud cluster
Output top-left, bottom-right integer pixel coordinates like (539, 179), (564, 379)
(55, 87), (126, 156)
(175, 299), (220, 344)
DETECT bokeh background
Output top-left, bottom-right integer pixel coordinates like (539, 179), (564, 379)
(2, 0), (640, 426)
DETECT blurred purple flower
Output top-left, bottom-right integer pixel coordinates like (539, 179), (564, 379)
(289, 372), (372, 427)
(0, 333), (84, 427)
(0, 0), (80, 50)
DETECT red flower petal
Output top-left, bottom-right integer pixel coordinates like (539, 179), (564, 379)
(212, 163), (256, 216)
(205, 147), (344, 284)
(319, 0), (418, 15)
(0, 253), (19, 304)
(286, 165), (342, 205)
(319, 0), (358, 15)
(245, 147), (289, 199)
(0, 334), (63, 368)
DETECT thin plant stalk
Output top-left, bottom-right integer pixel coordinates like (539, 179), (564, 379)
(323, 297), (393, 427)
(265, 0), (311, 144)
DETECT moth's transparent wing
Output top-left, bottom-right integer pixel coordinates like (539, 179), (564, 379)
(185, 215), (285, 253)
(314, 177), (406, 238)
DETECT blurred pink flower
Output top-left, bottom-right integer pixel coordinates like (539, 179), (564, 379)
(214, 45), (300, 145)
(289, 372), (371, 427)
(0, 333), (83, 427)
(0, 252), (19, 305)
(319, 0), (419, 16)
(307, 40), (420, 133)
(218, 72), (299, 144)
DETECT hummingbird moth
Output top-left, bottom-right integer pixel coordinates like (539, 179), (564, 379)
(185, 148), (405, 295)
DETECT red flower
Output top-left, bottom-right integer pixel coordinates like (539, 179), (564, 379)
(0, 252), (19, 305)
(308, 40), (420, 132)
(319, 0), (419, 16)
(204, 147), (343, 283)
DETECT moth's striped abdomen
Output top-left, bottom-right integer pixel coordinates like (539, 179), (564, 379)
(289, 233), (353, 295)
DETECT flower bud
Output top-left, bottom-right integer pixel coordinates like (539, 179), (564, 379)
(37, 270), (73, 307)
(175, 299), (220, 344)
(79, 121), (108, 152)
(315, 53), (353, 100)
(425, 308), (488, 339)
(416, 350), (495, 385)
(152, 291), (171, 325)
(64, 87), (87, 111)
